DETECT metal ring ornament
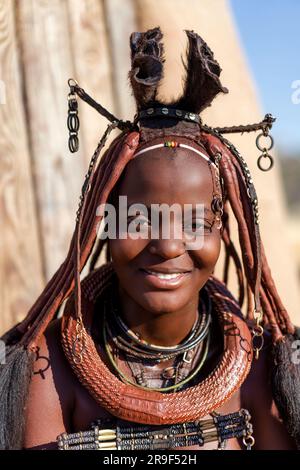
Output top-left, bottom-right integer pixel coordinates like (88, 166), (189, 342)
(68, 93), (80, 153)
(68, 134), (79, 153)
(257, 151), (274, 172)
(243, 434), (255, 450)
(251, 324), (264, 359)
(68, 78), (79, 88)
(211, 195), (223, 214)
(72, 318), (85, 364)
(67, 113), (80, 132)
(256, 132), (274, 152)
(253, 309), (263, 325)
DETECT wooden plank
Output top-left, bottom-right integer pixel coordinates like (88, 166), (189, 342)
(104, 0), (137, 120)
(67, 0), (117, 162)
(16, 0), (86, 280)
(0, 0), (44, 333)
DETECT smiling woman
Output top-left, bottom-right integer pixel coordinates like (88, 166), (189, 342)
(1, 27), (300, 451)
(109, 139), (221, 323)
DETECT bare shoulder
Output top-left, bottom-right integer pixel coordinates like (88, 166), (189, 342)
(23, 317), (76, 449)
(241, 331), (296, 449)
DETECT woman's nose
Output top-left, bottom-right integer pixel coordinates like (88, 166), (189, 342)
(148, 237), (186, 259)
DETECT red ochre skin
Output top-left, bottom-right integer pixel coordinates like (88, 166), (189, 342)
(23, 144), (296, 450)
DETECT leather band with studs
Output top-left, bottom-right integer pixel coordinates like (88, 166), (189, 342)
(138, 107), (201, 124)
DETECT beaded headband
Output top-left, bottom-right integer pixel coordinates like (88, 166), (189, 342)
(133, 140), (218, 169)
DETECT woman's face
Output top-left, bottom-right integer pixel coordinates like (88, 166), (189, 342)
(109, 141), (221, 315)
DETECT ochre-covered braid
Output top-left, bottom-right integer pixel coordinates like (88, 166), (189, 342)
(201, 132), (295, 342)
(9, 134), (122, 343)
(221, 201), (245, 306)
(4, 131), (140, 351)
(24, 134), (127, 346)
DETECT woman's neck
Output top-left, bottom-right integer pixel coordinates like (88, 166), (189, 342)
(116, 286), (200, 347)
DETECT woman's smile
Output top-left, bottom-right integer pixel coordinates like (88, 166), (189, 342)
(139, 267), (192, 289)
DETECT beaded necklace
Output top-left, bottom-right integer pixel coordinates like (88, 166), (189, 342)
(57, 409), (254, 450)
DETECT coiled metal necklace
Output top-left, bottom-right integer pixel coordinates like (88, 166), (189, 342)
(103, 289), (212, 391)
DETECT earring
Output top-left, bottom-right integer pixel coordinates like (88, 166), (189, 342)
(211, 195), (223, 230)
(67, 78), (80, 153)
(251, 309), (264, 360)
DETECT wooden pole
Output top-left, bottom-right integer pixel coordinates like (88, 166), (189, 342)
(0, 0), (44, 333)
(16, 0), (85, 280)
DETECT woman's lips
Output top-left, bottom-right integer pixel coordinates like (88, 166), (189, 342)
(139, 268), (191, 289)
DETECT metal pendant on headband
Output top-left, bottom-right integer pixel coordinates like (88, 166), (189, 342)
(255, 114), (275, 172)
(67, 78), (80, 153)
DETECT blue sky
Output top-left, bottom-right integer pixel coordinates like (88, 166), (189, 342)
(230, 0), (300, 155)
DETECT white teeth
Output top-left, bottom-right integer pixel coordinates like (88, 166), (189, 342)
(146, 270), (182, 280)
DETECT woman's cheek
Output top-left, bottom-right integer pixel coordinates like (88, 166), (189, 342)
(110, 237), (149, 263)
(190, 231), (221, 269)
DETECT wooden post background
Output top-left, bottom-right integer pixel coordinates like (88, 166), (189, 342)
(0, 0), (299, 334)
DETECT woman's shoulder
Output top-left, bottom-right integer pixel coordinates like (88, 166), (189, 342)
(34, 316), (74, 382)
(23, 317), (76, 449)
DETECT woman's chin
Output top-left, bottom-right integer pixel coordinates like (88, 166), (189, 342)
(134, 290), (191, 315)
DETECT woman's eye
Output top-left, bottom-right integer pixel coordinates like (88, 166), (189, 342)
(184, 220), (212, 233)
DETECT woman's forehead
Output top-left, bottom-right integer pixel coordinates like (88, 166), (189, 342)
(118, 147), (215, 203)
